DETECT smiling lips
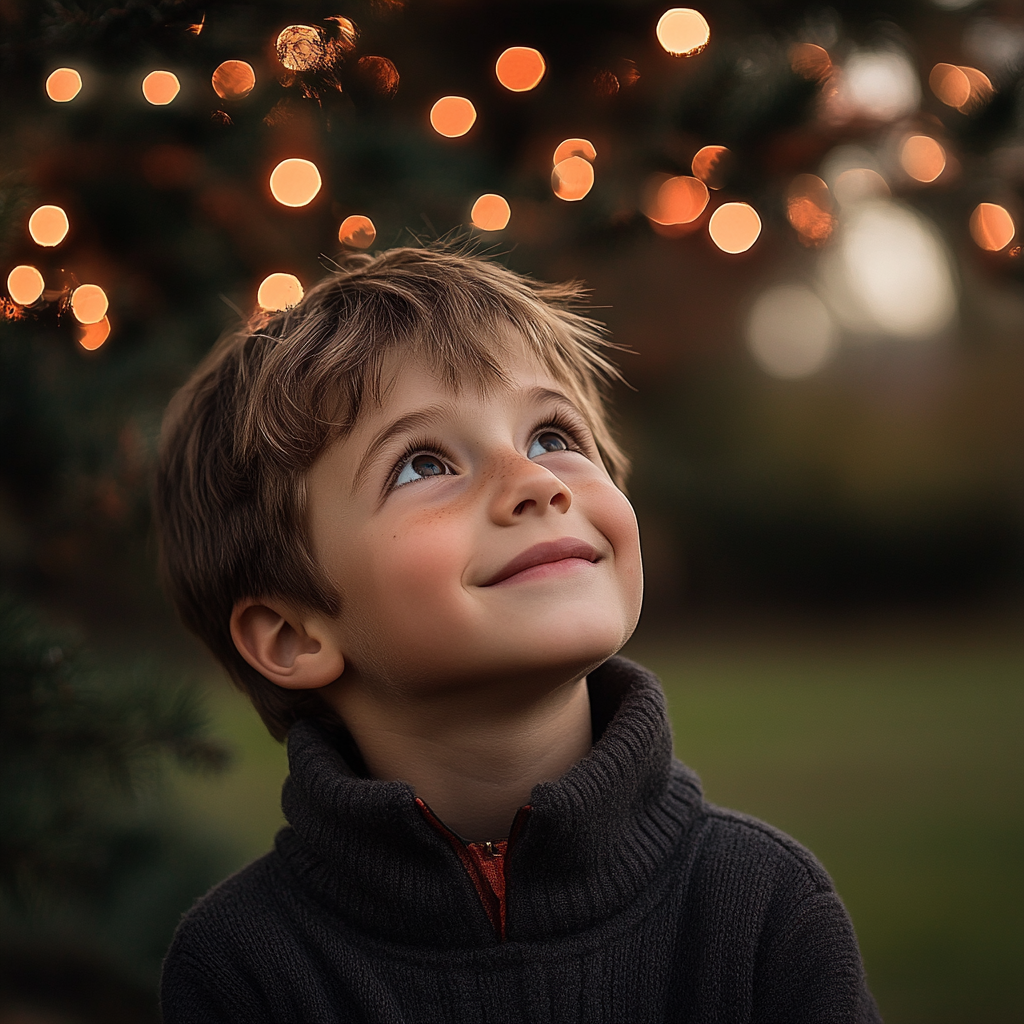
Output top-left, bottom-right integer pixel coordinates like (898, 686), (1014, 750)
(482, 538), (601, 586)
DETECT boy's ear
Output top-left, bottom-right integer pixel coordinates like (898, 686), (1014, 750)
(230, 600), (344, 690)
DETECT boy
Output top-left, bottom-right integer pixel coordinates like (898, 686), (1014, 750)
(157, 247), (881, 1023)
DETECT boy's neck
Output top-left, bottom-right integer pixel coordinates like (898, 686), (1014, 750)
(323, 673), (594, 842)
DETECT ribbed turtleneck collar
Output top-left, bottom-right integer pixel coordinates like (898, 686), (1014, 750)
(276, 655), (704, 948)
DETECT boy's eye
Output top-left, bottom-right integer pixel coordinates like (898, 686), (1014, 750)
(528, 431), (570, 458)
(394, 452), (450, 488)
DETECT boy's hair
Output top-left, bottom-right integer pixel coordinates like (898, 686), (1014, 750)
(155, 246), (631, 740)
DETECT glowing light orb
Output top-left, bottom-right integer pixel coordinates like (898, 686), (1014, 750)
(832, 50), (920, 123)
(789, 43), (831, 81)
(495, 47), (546, 92)
(212, 60), (256, 100)
(656, 8), (710, 57)
(276, 25), (326, 71)
(691, 145), (731, 190)
(45, 68), (82, 102)
(78, 316), (111, 351)
(429, 96), (476, 137)
(551, 156), (595, 202)
(28, 205), (69, 247)
(325, 16), (359, 51)
(471, 194), (511, 231)
(258, 273), (304, 311)
(901, 136), (946, 183)
(929, 63), (971, 108)
(142, 70), (181, 105)
(553, 139), (597, 165)
(269, 158), (322, 207)
(71, 284), (108, 324)
(970, 203), (1015, 251)
(7, 265), (44, 305)
(957, 66), (994, 113)
(357, 56), (400, 97)
(833, 167), (890, 206)
(339, 215), (376, 248)
(645, 175), (708, 225)
(786, 174), (835, 246)
(747, 285), (838, 379)
(709, 202), (761, 253)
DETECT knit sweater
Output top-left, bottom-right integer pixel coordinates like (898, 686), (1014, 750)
(161, 656), (882, 1023)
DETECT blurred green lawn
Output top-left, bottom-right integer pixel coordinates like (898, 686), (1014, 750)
(172, 634), (1023, 1024)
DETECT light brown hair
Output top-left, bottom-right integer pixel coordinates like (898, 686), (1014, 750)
(155, 246), (631, 739)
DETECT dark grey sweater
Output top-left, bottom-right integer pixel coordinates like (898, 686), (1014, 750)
(161, 656), (882, 1023)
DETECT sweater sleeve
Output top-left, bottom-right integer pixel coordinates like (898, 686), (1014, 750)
(160, 946), (272, 1024)
(752, 889), (883, 1024)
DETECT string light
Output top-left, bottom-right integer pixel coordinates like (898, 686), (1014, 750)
(901, 136), (946, 183)
(789, 43), (831, 81)
(969, 203), (1015, 251)
(276, 25), (326, 71)
(269, 158), (322, 207)
(325, 16), (359, 51)
(45, 68), (82, 102)
(471, 194), (511, 230)
(7, 265), (44, 305)
(71, 284), (108, 324)
(429, 96), (476, 137)
(142, 71), (180, 105)
(495, 47), (546, 92)
(356, 56), (400, 97)
(957, 66), (994, 113)
(709, 202), (761, 253)
(786, 174), (834, 246)
(553, 139), (596, 165)
(551, 156), (595, 201)
(257, 273), (304, 310)
(28, 205), (69, 247)
(691, 145), (731, 190)
(212, 61), (256, 100)
(644, 175), (708, 225)
(339, 215), (376, 248)
(656, 8), (710, 57)
(929, 63), (970, 108)
(77, 316), (111, 351)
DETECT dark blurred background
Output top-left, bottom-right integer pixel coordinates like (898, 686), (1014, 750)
(0, 1), (1021, 1022)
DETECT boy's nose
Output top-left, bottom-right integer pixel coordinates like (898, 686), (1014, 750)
(490, 455), (572, 523)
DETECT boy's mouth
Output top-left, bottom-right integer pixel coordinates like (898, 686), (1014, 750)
(481, 538), (601, 587)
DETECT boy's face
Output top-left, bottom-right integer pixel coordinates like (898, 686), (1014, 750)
(305, 336), (643, 703)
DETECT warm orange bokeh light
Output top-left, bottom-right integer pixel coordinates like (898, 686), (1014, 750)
(553, 138), (597, 165)
(471, 194), (511, 231)
(28, 205), (69, 247)
(277, 25), (326, 71)
(691, 145), (731, 190)
(495, 47), (546, 92)
(7, 265), (44, 305)
(833, 167), (890, 206)
(269, 158), (322, 207)
(326, 16), (359, 51)
(901, 136), (946, 183)
(429, 96), (477, 137)
(338, 215), (376, 248)
(71, 284), (108, 324)
(656, 8), (710, 57)
(957, 66), (994, 113)
(709, 202), (761, 253)
(142, 70), (181, 105)
(645, 175), (709, 225)
(77, 316), (111, 351)
(356, 56), (400, 97)
(929, 63), (971, 108)
(551, 157), (595, 202)
(786, 174), (834, 246)
(212, 60), (256, 100)
(789, 43), (831, 81)
(45, 67), (82, 102)
(257, 273), (304, 311)
(970, 203), (1015, 251)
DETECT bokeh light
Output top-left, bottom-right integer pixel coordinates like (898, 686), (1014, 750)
(901, 136), (946, 183)
(325, 16), (359, 51)
(828, 50), (919, 123)
(28, 205), (69, 247)
(656, 8), (710, 57)
(71, 284), (108, 325)
(553, 138), (597, 165)
(77, 316), (111, 351)
(212, 61), (256, 100)
(495, 47), (546, 92)
(429, 96), (476, 137)
(471, 194), (511, 230)
(356, 56), (400, 97)
(45, 68), (82, 102)
(709, 202), (761, 253)
(644, 175), (709, 225)
(257, 273), (304, 311)
(142, 70), (181, 105)
(957, 66), (994, 113)
(789, 43), (831, 81)
(747, 284), (838, 379)
(338, 215), (376, 248)
(269, 158), (322, 207)
(551, 156), (595, 201)
(833, 167), (890, 206)
(786, 174), (835, 246)
(929, 63), (971, 108)
(276, 25), (326, 71)
(7, 265), (44, 306)
(691, 145), (731, 190)
(969, 203), (1015, 251)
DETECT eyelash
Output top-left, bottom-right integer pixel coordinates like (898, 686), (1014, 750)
(385, 411), (589, 492)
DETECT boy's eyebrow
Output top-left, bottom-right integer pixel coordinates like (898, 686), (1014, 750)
(350, 386), (584, 493)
